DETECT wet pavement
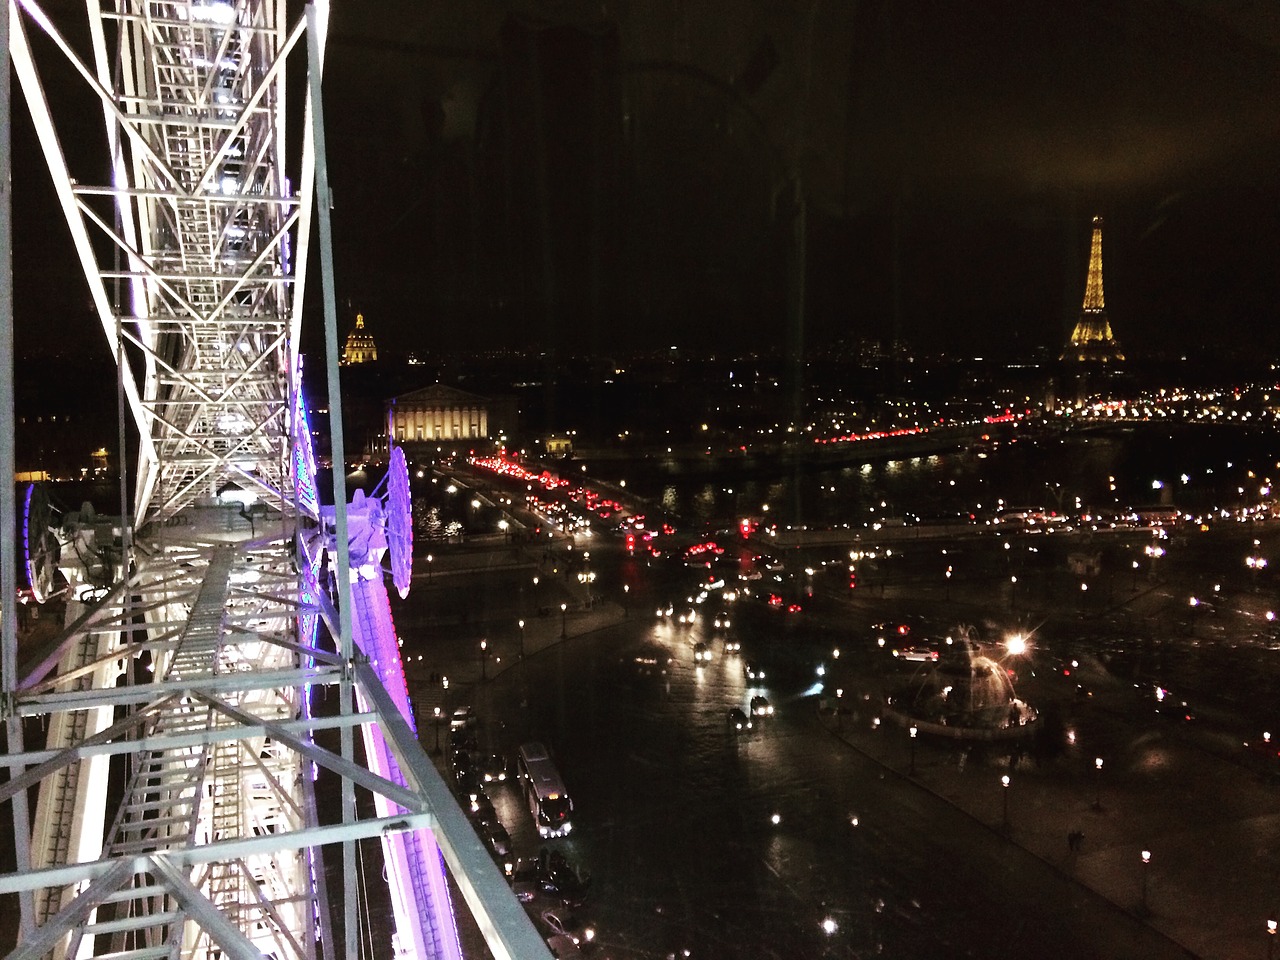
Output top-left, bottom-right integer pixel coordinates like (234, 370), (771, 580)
(395, 523), (1280, 959)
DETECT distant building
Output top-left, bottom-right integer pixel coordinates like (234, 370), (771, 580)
(545, 435), (573, 456)
(341, 313), (378, 365)
(386, 384), (517, 453)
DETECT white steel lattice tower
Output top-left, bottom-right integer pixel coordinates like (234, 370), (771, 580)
(0, 3), (550, 960)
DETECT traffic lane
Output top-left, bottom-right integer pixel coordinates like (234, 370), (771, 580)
(481, 619), (1191, 960)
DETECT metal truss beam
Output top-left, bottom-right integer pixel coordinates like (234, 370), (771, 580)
(4, 3), (553, 960)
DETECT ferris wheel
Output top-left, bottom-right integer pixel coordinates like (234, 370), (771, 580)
(0, 3), (547, 960)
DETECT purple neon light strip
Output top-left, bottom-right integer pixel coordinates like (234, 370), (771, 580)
(351, 576), (461, 960)
(20, 483), (33, 591)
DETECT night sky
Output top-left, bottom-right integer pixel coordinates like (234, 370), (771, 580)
(13, 0), (1280, 362)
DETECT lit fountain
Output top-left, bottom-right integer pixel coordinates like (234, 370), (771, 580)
(886, 625), (1037, 739)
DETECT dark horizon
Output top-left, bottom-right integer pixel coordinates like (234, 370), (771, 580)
(12, 0), (1280, 366)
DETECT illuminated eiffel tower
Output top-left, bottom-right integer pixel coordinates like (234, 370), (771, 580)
(1062, 216), (1125, 363)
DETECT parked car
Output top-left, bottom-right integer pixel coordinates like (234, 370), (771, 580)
(541, 908), (596, 948)
(545, 934), (583, 959)
(510, 852), (590, 907)
(482, 821), (513, 862)
(451, 756), (479, 794)
(468, 790), (498, 827)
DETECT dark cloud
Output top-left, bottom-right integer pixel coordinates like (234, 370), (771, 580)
(15, 0), (1280, 361)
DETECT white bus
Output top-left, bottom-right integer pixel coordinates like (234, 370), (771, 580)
(517, 742), (574, 838)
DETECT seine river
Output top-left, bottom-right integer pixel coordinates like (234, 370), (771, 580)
(607, 423), (1280, 530)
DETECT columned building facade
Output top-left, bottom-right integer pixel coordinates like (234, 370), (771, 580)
(386, 385), (516, 451)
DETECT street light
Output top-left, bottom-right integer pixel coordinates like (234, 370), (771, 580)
(909, 725), (918, 775)
(623, 583), (630, 619)
(1001, 774), (1011, 828)
(1093, 757), (1104, 810)
(426, 553), (433, 582)
(1140, 849), (1152, 911)
(1268, 917), (1277, 960)
(532, 575), (540, 611)
(479, 639), (488, 681)
(1144, 544), (1165, 581)
(560, 602), (568, 639)
(1248, 553), (1268, 591)
(498, 518), (509, 542)
(1009, 575), (1017, 611)
(432, 706), (442, 755)
(518, 619), (526, 660)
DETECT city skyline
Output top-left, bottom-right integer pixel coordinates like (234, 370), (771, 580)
(11, 0), (1280, 365)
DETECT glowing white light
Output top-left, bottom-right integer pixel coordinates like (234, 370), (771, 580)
(191, 1), (237, 25)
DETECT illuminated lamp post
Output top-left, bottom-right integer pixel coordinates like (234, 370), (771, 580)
(532, 575), (540, 611)
(432, 707), (443, 756)
(909, 725), (918, 775)
(518, 619), (525, 660)
(1093, 757), (1104, 810)
(1144, 543), (1164, 581)
(1268, 917), (1277, 960)
(479, 639), (488, 682)
(560, 602), (568, 639)
(1009, 575), (1017, 611)
(1247, 553), (1268, 591)
(1001, 775), (1011, 828)
(623, 583), (630, 619)
(498, 518), (509, 542)
(1140, 849), (1152, 912)
(426, 553), (433, 582)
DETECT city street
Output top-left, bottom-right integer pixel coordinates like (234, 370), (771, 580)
(392, 507), (1280, 958)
